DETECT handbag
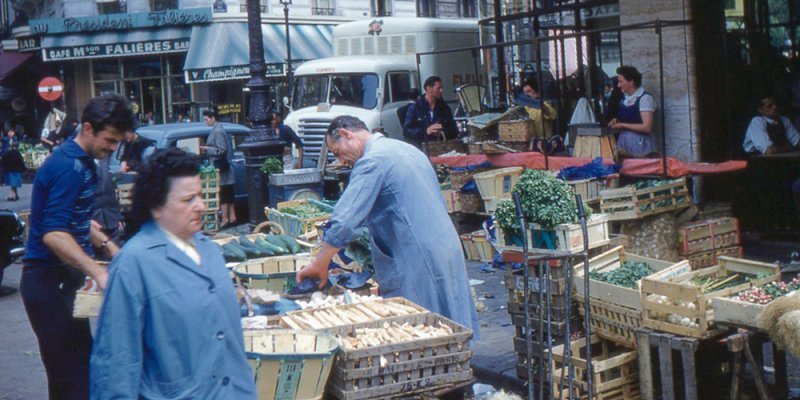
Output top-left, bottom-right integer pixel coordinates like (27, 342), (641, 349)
(213, 155), (230, 172)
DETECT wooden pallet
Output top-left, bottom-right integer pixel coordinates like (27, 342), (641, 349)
(599, 178), (691, 221)
(323, 313), (473, 400)
(549, 335), (640, 400)
(677, 217), (740, 256)
(640, 257), (779, 338)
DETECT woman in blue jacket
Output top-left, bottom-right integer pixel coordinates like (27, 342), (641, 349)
(90, 148), (256, 399)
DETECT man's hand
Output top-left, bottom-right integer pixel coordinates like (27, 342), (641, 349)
(608, 118), (618, 128)
(426, 123), (443, 136)
(120, 161), (130, 173)
(93, 268), (109, 291)
(296, 258), (330, 289)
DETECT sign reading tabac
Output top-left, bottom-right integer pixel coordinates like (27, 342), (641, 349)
(43, 38), (190, 61)
(30, 8), (211, 35)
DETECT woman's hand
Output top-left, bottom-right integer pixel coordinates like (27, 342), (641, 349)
(608, 118), (618, 128)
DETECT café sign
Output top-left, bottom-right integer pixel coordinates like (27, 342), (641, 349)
(185, 63), (285, 83)
(30, 8), (211, 35)
(43, 38), (190, 61)
(17, 36), (41, 52)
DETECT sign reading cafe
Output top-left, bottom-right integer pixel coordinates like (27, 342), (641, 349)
(44, 39), (190, 61)
(30, 8), (211, 35)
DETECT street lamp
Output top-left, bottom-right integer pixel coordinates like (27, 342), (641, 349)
(279, 0), (293, 105)
(240, 0), (286, 224)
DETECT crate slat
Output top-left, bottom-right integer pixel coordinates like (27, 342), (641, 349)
(497, 213), (610, 254)
(600, 178), (691, 221)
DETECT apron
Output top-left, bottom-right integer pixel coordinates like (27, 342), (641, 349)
(766, 119), (790, 148)
(616, 92), (654, 157)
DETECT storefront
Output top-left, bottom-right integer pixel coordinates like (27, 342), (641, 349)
(31, 8), (211, 124)
(183, 21), (335, 122)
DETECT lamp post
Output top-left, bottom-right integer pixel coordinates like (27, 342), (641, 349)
(279, 0), (293, 103)
(240, 0), (286, 224)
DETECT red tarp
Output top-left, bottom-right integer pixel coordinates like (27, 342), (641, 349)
(430, 152), (748, 178)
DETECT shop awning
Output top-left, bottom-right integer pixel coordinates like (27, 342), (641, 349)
(183, 22), (334, 83)
(0, 51), (33, 82)
(41, 27), (192, 62)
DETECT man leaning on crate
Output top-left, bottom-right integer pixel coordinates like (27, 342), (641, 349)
(20, 94), (132, 400)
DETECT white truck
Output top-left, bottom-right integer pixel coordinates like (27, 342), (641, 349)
(284, 18), (480, 160)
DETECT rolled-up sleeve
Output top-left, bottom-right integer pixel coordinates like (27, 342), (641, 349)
(744, 117), (770, 154)
(91, 254), (145, 399)
(324, 159), (384, 249)
(40, 165), (83, 234)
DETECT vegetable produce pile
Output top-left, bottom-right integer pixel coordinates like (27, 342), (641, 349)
(735, 278), (800, 304)
(688, 272), (768, 293)
(588, 261), (654, 289)
(296, 291), (381, 309)
(495, 170), (591, 232)
(280, 203), (329, 219)
(199, 165), (218, 187)
(218, 234), (302, 262)
(260, 157), (284, 175)
(281, 300), (421, 329)
(340, 321), (455, 351)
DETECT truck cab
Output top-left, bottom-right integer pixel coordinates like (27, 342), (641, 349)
(285, 18), (479, 162)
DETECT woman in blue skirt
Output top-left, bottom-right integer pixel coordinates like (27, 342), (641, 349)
(2, 143), (25, 201)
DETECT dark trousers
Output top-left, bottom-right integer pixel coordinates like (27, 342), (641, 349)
(20, 263), (92, 400)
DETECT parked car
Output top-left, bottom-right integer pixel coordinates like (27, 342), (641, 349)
(111, 122), (252, 216)
(0, 209), (26, 288)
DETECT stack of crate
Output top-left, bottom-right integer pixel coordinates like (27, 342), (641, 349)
(678, 217), (741, 270)
(504, 259), (580, 380)
(200, 168), (221, 232)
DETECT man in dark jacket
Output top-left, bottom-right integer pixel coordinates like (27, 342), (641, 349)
(402, 76), (458, 149)
(118, 129), (154, 173)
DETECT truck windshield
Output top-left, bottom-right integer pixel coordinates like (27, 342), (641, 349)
(292, 74), (379, 110)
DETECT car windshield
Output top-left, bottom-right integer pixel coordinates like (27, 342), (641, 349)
(292, 74), (379, 110)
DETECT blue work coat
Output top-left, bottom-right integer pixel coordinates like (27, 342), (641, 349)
(90, 222), (257, 399)
(325, 135), (479, 336)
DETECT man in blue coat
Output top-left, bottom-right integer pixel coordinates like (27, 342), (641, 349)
(297, 115), (478, 335)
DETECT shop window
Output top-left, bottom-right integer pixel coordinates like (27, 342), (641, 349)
(93, 60), (121, 81)
(150, 0), (177, 11)
(373, 0), (392, 16)
(458, 0), (476, 18)
(96, 0), (121, 15)
(312, 0), (335, 15)
(416, 0), (434, 17)
(123, 58), (162, 78)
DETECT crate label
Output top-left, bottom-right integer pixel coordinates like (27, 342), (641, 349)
(401, 377), (435, 392)
(503, 175), (513, 193)
(275, 359), (303, 400)
(513, 275), (551, 294)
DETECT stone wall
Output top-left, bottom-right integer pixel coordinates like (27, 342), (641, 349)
(619, 0), (698, 162)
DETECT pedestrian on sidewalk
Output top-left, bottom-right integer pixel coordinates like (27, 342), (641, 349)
(91, 148), (257, 399)
(297, 115), (479, 337)
(2, 142), (24, 201)
(20, 93), (132, 400)
(201, 109), (236, 228)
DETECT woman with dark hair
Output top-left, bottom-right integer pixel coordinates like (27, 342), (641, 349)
(90, 148), (256, 399)
(2, 142), (24, 200)
(608, 65), (657, 158)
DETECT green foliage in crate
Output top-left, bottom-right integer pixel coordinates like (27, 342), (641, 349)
(281, 203), (328, 219)
(588, 261), (654, 289)
(260, 157), (284, 176)
(495, 170), (592, 233)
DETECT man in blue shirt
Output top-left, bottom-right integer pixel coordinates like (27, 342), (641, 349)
(21, 93), (134, 400)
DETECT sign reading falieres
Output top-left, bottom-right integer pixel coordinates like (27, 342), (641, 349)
(43, 38), (190, 61)
(185, 63), (285, 83)
(30, 8), (211, 35)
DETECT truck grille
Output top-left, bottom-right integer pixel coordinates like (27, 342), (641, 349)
(298, 117), (334, 161)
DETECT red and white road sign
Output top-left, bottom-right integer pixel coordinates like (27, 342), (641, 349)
(38, 77), (63, 101)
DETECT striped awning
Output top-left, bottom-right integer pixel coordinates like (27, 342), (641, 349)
(41, 27), (191, 62)
(183, 22), (334, 83)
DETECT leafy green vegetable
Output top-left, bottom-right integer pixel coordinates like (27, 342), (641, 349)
(281, 204), (328, 219)
(260, 157), (284, 176)
(512, 169), (578, 229)
(588, 261), (654, 288)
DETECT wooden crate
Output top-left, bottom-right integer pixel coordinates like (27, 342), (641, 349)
(472, 167), (523, 200)
(549, 335), (640, 400)
(496, 214), (610, 254)
(233, 254), (312, 292)
(440, 189), (461, 213)
(471, 231), (496, 263)
(22, 151), (47, 170)
(499, 120), (536, 142)
(460, 233), (480, 261)
(677, 217), (740, 256)
(458, 192), (484, 214)
(115, 182), (134, 208)
(449, 168), (487, 191)
(200, 168), (220, 189)
(640, 256), (780, 338)
(201, 210), (220, 233)
(573, 134), (617, 160)
(575, 297), (643, 349)
(422, 140), (468, 157)
(567, 175), (620, 204)
(201, 185), (220, 211)
(711, 279), (799, 329)
(323, 313), (473, 400)
(73, 290), (103, 318)
(599, 178), (691, 221)
(243, 330), (338, 400)
(683, 245), (742, 270)
(265, 199), (334, 238)
(280, 297), (427, 330)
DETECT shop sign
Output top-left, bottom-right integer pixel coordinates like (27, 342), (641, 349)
(17, 36), (41, 52)
(186, 63), (285, 83)
(217, 103), (241, 115)
(30, 8), (211, 35)
(582, 4), (619, 20)
(43, 38), (190, 61)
